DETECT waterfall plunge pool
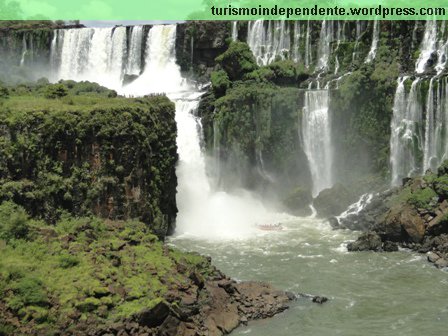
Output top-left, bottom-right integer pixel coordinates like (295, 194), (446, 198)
(169, 217), (448, 336)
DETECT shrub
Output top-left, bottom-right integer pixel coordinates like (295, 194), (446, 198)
(215, 41), (258, 81)
(58, 254), (80, 269)
(44, 83), (68, 99)
(0, 202), (30, 241)
(408, 188), (438, 210)
(8, 277), (48, 311)
(0, 86), (9, 99)
(211, 70), (231, 97)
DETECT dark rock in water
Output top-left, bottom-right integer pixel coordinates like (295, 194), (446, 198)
(312, 296), (328, 304)
(313, 183), (358, 218)
(347, 232), (382, 252)
(383, 241), (399, 252)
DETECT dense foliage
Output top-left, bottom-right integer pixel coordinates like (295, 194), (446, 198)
(0, 202), (212, 335)
(0, 81), (178, 236)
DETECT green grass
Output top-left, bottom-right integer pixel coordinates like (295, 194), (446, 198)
(0, 209), (214, 333)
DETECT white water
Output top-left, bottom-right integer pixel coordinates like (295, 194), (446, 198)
(126, 25), (144, 76)
(53, 26), (128, 90)
(302, 90), (333, 197)
(337, 193), (373, 223)
(390, 77), (423, 186)
(365, 20), (379, 63)
(231, 21), (238, 41)
(247, 20), (290, 66)
(50, 24), (284, 240)
(416, 20), (438, 73)
(316, 21), (333, 71)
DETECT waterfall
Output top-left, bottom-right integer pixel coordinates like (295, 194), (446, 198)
(316, 21), (333, 71)
(302, 90), (333, 197)
(416, 20), (438, 73)
(390, 77), (423, 186)
(292, 21), (301, 62)
(52, 26), (128, 90)
(305, 21), (312, 68)
(231, 21), (238, 41)
(122, 25), (184, 95)
(126, 26), (144, 76)
(247, 20), (290, 65)
(435, 22), (448, 74)
(423, 78), (448, 172)
(19, 34), (27, 67)
(365, 21), (380, 63)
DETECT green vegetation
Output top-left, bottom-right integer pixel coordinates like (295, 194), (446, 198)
(0, 81), (178, 236)
(0, 203), (213, 334)
(215, 41), (258, 81)
(408, 187), (438, 211)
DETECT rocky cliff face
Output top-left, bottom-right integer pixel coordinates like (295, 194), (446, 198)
(0, 84), (178, 237)
(342, 161), (448, 268)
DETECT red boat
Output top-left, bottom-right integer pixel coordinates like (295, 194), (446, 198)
(256, 223), (284, 231)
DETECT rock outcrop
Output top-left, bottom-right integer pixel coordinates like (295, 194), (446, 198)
(345, 161), (448, 269)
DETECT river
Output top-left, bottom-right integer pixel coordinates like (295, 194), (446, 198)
(170, 216), (448, 336)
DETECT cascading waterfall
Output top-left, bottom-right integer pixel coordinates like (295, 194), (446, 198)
(246, 20), (290, 65)
(390, 77), (423, 186)
(19, 34), (27, 67)
(305, 20), (312, 68)
(316, 21), (334, 71)
(365, 20), (379, 63)
(416, 20), (438, 73)
(231, 21), (238, 41)
(423, 78), (436, 172)
(423, 77), (448, 172)
(126, 26), (144, 76)
(302, 90), (333, 197)
(52, 26), (128, 90)
(435, 21), (448, 74)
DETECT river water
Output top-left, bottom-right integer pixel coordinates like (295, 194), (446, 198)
(170, 216), (448, 336)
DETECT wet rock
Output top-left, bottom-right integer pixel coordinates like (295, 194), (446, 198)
(434, 258), (448, 268)
(313, 183), (358, 218)
(383, 241), (399, 252)
(312, 296), (328, 304)
(347, 232), (382, 252)
(427, 252), (440, 263)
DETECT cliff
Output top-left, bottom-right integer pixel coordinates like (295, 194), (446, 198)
(0, 81), (178, 237)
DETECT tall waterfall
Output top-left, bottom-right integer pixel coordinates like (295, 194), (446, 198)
(316, 21), (333, 71)
(302, 90), (333, 196)
(52, 26), (128, 90)
(126, 26), (144, 76)
(247, 20), (290, 65)
(416, 20), (438, 73)
(231, 21), (238, 41)
(423, 78), (448, 172)
(365, 21), (379, 63)
(390, 78), (423, 186)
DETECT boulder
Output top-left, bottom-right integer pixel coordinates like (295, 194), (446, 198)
(347, 232), (382, 252)
(375, 204), (425, 243)
(313, 184), (358, 218)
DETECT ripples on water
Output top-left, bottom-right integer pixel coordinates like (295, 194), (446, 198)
(169, 217), (448, 336)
